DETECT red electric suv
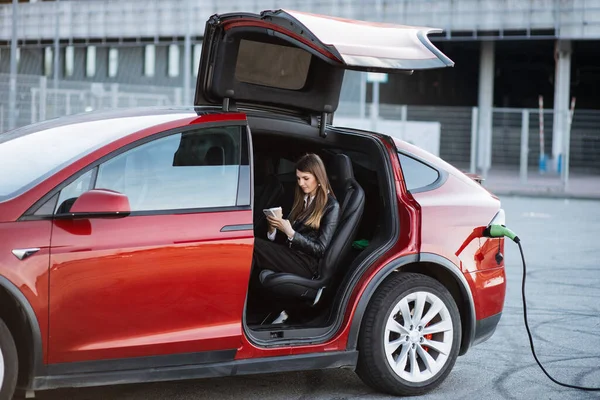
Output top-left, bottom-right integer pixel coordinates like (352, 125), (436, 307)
(0, 10), (506, 399)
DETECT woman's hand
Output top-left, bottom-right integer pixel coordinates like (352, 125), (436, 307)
(267, 215), (295, 238)
(267, 221), (276, 235)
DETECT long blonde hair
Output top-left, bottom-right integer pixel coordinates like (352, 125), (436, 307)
(288, 154), (335, 229)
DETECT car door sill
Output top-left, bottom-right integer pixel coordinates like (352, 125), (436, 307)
(30, 351), (358, 391)
(45, 349), (237, 375)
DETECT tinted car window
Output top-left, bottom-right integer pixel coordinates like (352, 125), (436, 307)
(92, 126), (242, 212)
(235, 40), (311, 90)
(398, 153), (439, 191)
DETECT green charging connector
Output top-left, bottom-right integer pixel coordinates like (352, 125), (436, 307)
(483, 224), (520, 243)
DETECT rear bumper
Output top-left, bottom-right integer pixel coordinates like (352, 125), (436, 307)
(472, 312), (502, 347)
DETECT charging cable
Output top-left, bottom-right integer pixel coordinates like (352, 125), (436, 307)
(485, 224), (600, 391)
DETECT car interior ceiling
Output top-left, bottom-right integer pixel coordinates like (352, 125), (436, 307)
(245, 126), (394, 332)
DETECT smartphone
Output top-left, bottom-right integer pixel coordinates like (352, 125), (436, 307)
(263, 207), (282, 218)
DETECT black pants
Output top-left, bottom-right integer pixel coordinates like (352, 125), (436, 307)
(253, 238), (318, 279)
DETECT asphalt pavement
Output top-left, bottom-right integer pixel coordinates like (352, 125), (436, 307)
(35, 196), (600, 400)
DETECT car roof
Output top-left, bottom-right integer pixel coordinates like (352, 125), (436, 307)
(2, 107), (204, 139)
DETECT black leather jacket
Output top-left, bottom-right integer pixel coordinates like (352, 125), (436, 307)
(288, 194), (340, 259)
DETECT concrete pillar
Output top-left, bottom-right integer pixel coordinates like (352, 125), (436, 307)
(477, 41), (495, 178)
(8, 0), (18, 131)
(551, 40), (572, 173)
(183, 0), (192, 105)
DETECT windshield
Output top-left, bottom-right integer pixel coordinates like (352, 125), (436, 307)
(0, 114), (190, 202)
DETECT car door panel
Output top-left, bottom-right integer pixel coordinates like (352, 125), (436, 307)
(48, 123), (253, 365)
(49, 210), (253, 364)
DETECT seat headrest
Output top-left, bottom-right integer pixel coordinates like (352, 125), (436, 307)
(205, 146), (224, 165)
(329, 154), (354, 182)
(173, 135), (204, 166)
(254, 157), (276, 185)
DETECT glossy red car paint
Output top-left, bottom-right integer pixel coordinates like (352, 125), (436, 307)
(69, 189), (131, 214)
(0, 221), (51, 363)
(49, 209), (253, 363)
(396, 138), (506, 320)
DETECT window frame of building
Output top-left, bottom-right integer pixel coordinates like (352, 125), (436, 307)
(108, 47), (119, 78)
(44, 46), (53, 77)
(168, 44), (180, 78)
(64, 45), (74, 77)
(86, 46), (96, 78)
(144, 44), (156, 78)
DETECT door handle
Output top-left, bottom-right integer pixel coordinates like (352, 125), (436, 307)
(12, 248), (40, 260)
(220, 224), (253, 232)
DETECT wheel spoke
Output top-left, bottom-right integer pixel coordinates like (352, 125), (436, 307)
(395, 342), (410, 371)
(419, 298), (444, 327)
(399, 298), (413, 326)
(417, 344), (438, 375)
(385, 337), (404, 355)
(387, 319), (410, 335)
(422, 319), (452, 335)
(412, 292), (426, 324)
(409, 346), (419, 377)
(423, 338), (451, 355)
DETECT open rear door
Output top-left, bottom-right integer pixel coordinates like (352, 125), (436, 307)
(195, 9), (453, 116)
(276, 10), (454, 70)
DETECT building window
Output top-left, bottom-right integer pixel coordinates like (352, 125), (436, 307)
(144, 44), (155, 77)
(65, 46), (74, 77)
(44, 47), (53, 77)
(108, 47), (118, 78)
(86, 46), (96, 77)
(168, 44), (180, 78)
(193, 43), (202, 76)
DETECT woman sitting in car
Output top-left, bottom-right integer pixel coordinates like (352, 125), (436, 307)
(253, 153), (340, 280)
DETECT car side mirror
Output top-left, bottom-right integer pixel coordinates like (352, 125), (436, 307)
(62, 189), (131, 219)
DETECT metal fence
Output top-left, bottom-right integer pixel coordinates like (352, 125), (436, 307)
(338, 99), (600, 188)
(0, 73), (186, 131)
(2, 73), (599, 191)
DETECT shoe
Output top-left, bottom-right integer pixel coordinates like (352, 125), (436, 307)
(272, 310), (288, 324)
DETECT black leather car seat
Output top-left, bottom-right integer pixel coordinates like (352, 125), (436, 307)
(259, 153), (365, 305)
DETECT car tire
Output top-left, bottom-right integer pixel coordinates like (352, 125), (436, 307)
(0, 318), (18, 400)
(356, 272), (461, 396)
